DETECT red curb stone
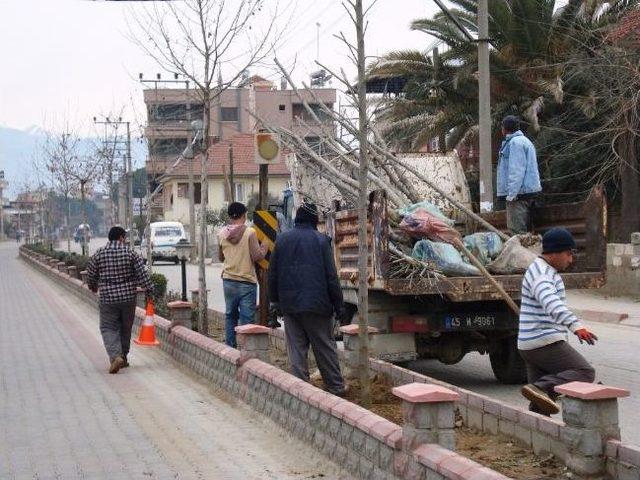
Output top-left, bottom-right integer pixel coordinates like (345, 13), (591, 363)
(386, 429), (403, 449)
(554, 381), (630, 400)
(392, 383), (459, 403)
(343, 405), (370, 427)
(438, 455), (480, 479)
(339, 324), (379, 335)
(369, 420), (399, 442)
(167, 301), (193, 309)
(235, 324), (271, 334)
(606, 440), (621, 459)
(329, 400), (352, 420)
(356, 413), (385, 435)
(318, 394), (342, 413)
(413, 444), (456, 471)
(309, 390), (331, 409)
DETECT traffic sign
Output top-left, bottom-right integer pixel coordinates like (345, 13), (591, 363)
(254, 133), (280, 164)
(253, 210), (278, 269)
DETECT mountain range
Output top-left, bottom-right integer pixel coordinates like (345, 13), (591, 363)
(0, 125), (147, 197)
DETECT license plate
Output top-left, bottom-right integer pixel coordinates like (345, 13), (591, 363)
(445, 315), (496, 330)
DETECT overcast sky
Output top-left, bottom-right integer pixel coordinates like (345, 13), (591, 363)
(0, 0), (440, 137)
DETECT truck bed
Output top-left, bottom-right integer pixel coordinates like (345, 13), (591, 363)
(329, 187), (607, 302)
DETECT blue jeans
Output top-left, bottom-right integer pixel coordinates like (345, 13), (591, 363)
(223, 279), (257, 347)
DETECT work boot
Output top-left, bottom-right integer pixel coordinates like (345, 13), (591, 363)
(109, 356), (125, 374)
(122, 355), (129, 368)
(521, 384), (559, 416)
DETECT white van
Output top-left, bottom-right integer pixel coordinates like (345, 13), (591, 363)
(141, 221), (186, 265)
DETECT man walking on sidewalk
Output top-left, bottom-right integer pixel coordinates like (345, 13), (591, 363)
(87, 226), (153, 374)
(497, 115), (542, 234)
(518, 227), (598, 415)
(268, 203), (347, 397)
(218, 202), (267, 347)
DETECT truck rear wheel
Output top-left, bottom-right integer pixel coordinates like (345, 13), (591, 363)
(489, 335), (527, 384)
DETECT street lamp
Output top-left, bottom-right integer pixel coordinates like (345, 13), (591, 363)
(175, 238), (192, 301)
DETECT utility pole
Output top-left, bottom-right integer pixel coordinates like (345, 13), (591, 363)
(229, 144), (235, 202)
(478, 0), (493, 212)
(126, 121), (133, 231)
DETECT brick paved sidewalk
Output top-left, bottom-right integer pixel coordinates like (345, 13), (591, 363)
(0, 243), (351, 480)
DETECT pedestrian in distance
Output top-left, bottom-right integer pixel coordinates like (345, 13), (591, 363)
(518, 227), (598, 415)
(268, 203), (347, 397)
(87, 226), (154, 374)
(497, 115), (542, 234)
(218, 201), (267, 348)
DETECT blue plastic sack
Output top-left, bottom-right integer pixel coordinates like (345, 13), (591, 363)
(412, 239), (480, 276)
(463, 232), (503, 266)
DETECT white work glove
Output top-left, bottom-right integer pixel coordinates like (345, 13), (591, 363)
(506, 195), (517, 202)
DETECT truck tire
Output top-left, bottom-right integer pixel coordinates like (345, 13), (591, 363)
(489, 336), (527, 384)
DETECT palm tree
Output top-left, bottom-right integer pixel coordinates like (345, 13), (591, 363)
(367, 0), (633, 152)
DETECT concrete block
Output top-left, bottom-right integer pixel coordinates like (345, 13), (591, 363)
(631, 233), (640, 245)
(565, 453), (605, 477)
(484, 414), (498, 435)
(632, 257), (640, 270)
(614, 244), (626, 256)
(619, 445), (640, 467)
(532, 431), (552, 455)
(550, 437), (568, 461)
(351, 429), (367, 452)
(613, 256), (623, 267)
(359, 458), (376, 479)
(364, 436), (381, 463)
(561, 426), (604, 456)
(425, 471), (445, 480)
(616, 461), (640, 480)
(467, 408), (483, 431)
(404, 457), (426, 480)
(514, 425), (533, 447)
(379, 445), (394, 471)
(371, 333), (417, 357)
(498, 419), (515, 438)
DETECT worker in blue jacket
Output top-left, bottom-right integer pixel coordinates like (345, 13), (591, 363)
(496, 115), (542, 233)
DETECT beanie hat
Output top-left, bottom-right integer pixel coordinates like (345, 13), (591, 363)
(542, 227), (576, 254)
(227, 202), (247, 219)
(294, 203), (319, 226)
(502, 115), (520, 133)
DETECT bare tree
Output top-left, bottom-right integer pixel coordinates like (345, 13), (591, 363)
(68, 155), (103, 255)
(42, 132), (81, 253)
(130, 0), (282, 334)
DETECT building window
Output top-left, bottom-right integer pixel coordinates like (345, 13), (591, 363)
(234, 183), (246, 203)
(304, 136), (327, 155)
(177, 182), (201, 204)
(149, 138), (188, 156)
(292, 103), (332, 122)
(149, 103), (204, 122)
(279, 104), (286, 111)
(221, 107), (239, 122)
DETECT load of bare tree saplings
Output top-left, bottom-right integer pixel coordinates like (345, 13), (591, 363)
(252, 60), (540, 291)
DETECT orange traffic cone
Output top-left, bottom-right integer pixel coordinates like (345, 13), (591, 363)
(134, 300), (160, 346)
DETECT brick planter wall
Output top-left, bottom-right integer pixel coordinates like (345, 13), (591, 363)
(18, 247), (638, 480)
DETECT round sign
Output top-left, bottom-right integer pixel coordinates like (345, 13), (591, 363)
(258, 138), (279, 161)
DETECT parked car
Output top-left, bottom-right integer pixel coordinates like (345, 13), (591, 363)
(140, 221), (186, 265)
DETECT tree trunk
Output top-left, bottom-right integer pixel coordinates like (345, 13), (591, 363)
(81, 182), (88, 256)
(198, 89), (211, 335)
(619, 127), (640, 240)
(66, 194), (71, 253)
(355, 0), (371, 408)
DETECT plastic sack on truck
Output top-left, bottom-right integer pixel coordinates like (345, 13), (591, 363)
(412, 239), (480, 276)
(487, 234), (542, 274)
(463, 232), (504, 266)
(398, 201), (454, 226)
(399, 210), (460, 243)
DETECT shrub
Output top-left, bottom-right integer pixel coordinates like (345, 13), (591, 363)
(150, 272), (167, 300)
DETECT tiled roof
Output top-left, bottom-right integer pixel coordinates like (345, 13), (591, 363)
(164, 133), (290, 178)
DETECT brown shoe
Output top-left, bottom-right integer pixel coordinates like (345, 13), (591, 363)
(122, 356), (129, 368)
(521, 384), (559, 415)
(109, 356), (125, 374)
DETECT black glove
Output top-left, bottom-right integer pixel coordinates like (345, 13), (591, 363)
(335, 306), (350, 325)
(267, 302), (282, 329)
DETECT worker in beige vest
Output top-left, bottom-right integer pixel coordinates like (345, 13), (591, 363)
(218, 202), (267, 347)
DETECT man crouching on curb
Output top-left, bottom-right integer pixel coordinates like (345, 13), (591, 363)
(87, 226), (154, 374)
(518, 227), (598, 415)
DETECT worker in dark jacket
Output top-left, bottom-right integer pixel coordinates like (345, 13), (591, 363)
(268, 203), (346, 396)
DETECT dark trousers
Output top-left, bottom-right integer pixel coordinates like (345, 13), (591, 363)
(519, 341), (595, 410)
(99, 300), (136, 362)
(284, 313), (345, 395)
(506, 197), (536, 234)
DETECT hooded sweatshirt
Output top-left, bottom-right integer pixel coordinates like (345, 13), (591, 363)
(218, 223), (266, 283)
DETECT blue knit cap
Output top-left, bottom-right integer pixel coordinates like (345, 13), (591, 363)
(542, 227), (576, 254)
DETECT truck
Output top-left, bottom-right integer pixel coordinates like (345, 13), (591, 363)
(324, 187), (607, 384)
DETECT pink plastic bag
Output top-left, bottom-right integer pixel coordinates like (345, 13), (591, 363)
(399, 209), (460, 243)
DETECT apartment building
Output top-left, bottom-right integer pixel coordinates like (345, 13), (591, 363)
(143, 74), (336, 220)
